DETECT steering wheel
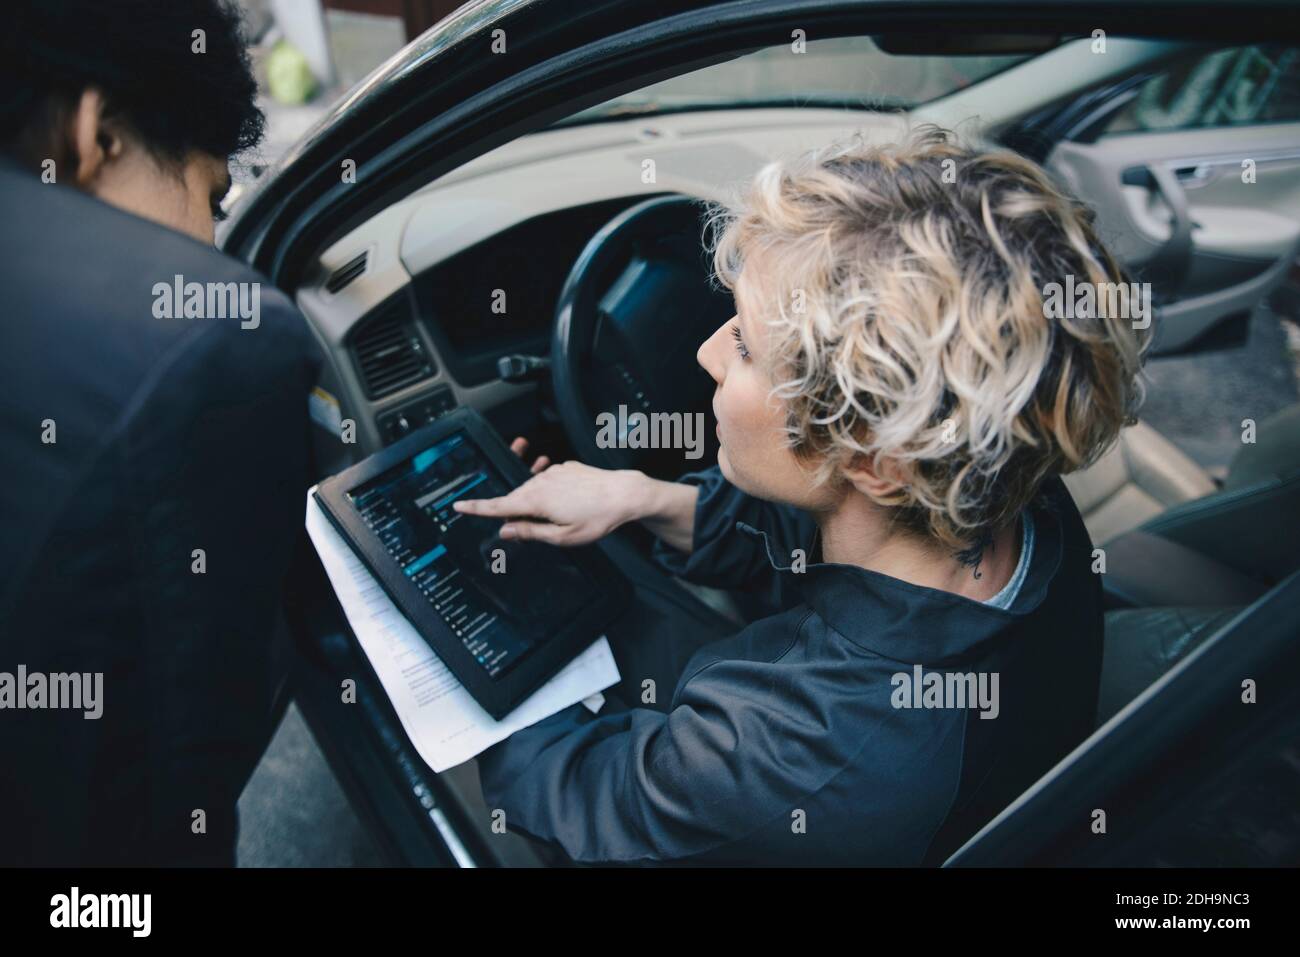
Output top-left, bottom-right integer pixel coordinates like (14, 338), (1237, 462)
(550, 195), (733, 477)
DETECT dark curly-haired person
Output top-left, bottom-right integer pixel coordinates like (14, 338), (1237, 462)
(0, 1), (320, 865)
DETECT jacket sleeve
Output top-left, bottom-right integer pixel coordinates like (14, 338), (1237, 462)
(650, 465), (817, 611)
(476, 630), (830, 865)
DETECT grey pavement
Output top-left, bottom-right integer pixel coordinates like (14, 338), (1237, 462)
(237, 702), (385, 867)
(1141, 301), (1299, 475)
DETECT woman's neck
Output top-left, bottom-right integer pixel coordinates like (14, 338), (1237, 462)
(816, 493), (1021, 602)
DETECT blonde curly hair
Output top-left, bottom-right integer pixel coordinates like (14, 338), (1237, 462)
(705, 125), (1150, 553)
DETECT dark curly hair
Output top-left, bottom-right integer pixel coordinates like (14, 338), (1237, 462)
(1, 0), (264, 168)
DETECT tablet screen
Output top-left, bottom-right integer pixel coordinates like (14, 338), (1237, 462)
(348, 431), (601, 681)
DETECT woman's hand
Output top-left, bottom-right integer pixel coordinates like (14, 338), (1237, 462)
(508, 436), (551, 475)
(456, 435), (699, 551)
(453, 457), (647, 546)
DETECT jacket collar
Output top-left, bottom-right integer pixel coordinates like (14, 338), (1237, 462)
(733, 490), (1066, 664)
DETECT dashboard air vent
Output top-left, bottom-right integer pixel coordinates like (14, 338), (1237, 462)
(352, 299), (434, 399)
(326, 250), (369, 294)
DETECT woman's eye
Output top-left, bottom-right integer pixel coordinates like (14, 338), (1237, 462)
(731, 323), (750, 360)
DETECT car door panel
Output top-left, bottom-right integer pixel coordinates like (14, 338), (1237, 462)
(1047, 122), (1300, 354)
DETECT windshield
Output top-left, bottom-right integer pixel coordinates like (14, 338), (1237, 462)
(556, 36), (1034, 125)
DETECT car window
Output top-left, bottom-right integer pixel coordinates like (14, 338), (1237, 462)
(555, 36), (1033, 125)
(1104, 44), (1300, 134)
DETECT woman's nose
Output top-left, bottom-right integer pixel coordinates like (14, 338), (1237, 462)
(697, 319), (731, 385)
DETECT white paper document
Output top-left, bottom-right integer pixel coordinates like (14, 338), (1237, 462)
(305, 489), (620, 773)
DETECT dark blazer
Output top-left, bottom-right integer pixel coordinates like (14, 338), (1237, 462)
(0, 160), (320, 865)
(478, 467), (1103, 865)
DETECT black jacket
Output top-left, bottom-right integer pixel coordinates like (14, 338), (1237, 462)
(478, 467), (1102, 865)
(0, 161), (320, 865)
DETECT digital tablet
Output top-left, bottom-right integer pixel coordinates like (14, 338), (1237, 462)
(313, 408), (630, 720)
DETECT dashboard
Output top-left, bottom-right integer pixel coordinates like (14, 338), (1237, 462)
(290, 107), (907, 457)
(411, 194), (666, 388)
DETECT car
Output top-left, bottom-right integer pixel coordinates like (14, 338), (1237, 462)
(221, 0), (1300, 867)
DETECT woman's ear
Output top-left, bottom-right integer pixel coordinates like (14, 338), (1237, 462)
(66, 88), (117, 189)
(840, 452), (909, 499)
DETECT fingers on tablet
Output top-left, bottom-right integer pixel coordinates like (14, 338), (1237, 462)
(454, 489), (520, 517)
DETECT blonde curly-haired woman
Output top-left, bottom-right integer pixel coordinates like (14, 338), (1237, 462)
(461, 126), (1149, 866)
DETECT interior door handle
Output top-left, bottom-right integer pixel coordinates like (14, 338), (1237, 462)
(1173, 163), (1215, 187)
(1120, 163), (1195, 295)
